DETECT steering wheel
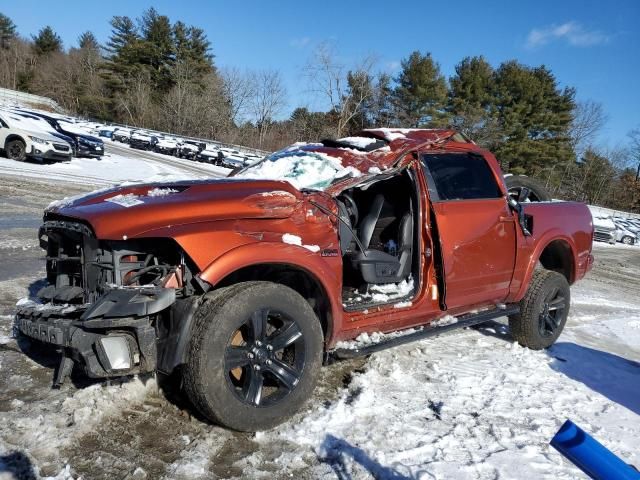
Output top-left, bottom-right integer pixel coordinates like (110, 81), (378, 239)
(340, 192), (359, 226)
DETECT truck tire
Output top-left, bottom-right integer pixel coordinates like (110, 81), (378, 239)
(505, 175), (551, 202)
(509, 270), (570, 350)
(183, 281), (323, 431)
(621, 236), (634, 245)
(6, 139), (27, 162)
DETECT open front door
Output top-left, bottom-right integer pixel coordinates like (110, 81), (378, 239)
(421, 152), (517, 309)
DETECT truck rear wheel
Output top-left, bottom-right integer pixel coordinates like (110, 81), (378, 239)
(509, 270), (570, 350)
(6, 139), (27, 162)
(183, 281), (323, 431)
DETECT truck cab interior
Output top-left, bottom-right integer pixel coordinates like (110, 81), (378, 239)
(336, 169), (421, 309)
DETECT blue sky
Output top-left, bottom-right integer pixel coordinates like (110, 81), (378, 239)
(3, 0), (639, 146)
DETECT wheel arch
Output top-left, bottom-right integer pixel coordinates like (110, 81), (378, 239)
(538, 238), (575, 284)
(214, 263), (335, 344)
(4, 134), (27, 149)
(509, 233), (578, 303)
(197, 243), (342, 347)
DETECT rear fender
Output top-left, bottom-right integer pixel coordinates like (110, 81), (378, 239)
(508, 229), (578, 303)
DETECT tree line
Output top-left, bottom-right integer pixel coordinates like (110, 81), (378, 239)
(0, 10), (638, 212)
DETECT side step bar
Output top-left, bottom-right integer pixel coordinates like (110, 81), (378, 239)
(330, 304), (521, 360)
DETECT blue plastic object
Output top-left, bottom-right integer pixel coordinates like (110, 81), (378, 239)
(550, 419), (640, 480)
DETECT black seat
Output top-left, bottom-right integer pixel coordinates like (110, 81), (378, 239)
(351, 194), (413, 284)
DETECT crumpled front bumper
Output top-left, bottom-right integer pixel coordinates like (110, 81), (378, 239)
(15, 287), (175, 382)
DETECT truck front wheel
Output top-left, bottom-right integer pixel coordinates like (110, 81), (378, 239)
(183, 281), (323, 431)
(509, 270), (570, 350)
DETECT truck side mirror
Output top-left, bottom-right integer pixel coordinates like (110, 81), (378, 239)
(508, 197), (532, 237)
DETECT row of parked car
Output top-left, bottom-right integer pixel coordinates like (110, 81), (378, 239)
(0, 106), (104, 163)
(105, 126), (263, 169)
(591, 212), (640, 246)
(0, 105), (263, 170)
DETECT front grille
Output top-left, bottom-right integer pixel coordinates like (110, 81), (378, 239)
(41, 219), (102, 303)
(53, 143), (70, 152)
(39, 217), (173, 306)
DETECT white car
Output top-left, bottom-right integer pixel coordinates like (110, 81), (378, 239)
(591, 215), (617, 245)
(0, 111), (72, 162)
(613, 219), (640, 245)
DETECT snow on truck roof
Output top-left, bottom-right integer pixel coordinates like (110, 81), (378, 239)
(235, 129), (470, 191)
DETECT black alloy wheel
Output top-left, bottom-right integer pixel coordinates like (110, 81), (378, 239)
(509, 269), (570, 350)
(6, 140), (27, 161)
(224, 307), (305, 407)
(183, 281), (323, 431)
(538, 286), (567, 337)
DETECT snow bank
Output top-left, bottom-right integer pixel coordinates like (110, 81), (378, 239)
(237, 149), (361, 190)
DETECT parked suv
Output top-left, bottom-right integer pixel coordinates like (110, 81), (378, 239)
(112, 128), (133, 143)
(21, 111), (104, 158)
(0, 110), (72, 162)
(177, 140), (205, 159)
(154, 137), (180, 155)
(130, 131), (160, 151)
(197, 146), (224, 164)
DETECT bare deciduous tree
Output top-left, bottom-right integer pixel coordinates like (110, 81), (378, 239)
(304, 43), (377, 137)
(569, 100), (608, 156)
(249, 70), (286, 148)
(221, 67), (255, 124)
(628, 128), (640, 181)
(115, 72), (155, 126)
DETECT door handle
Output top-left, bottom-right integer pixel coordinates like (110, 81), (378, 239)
(499, 215), (516, 222)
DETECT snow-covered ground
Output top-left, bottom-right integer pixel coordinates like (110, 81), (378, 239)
(0, 164), (638, 478)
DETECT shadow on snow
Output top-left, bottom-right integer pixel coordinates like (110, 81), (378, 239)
(318, 434), (427, 480)
(548, 342), (640, 416)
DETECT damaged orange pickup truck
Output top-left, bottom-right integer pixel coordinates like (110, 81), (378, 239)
(15, 129), (594, 431)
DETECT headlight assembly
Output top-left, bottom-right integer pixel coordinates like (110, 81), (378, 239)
(29, 136), (48, 145)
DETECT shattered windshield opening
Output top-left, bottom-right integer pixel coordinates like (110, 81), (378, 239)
(235, 148), (361, 190)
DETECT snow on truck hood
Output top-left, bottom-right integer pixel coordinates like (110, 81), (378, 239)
(46, 179), (302, 239)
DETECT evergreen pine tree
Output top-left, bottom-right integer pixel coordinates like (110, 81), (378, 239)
(393, 51), (448, 127)
(139, 7), (175, 93)
(492, 61), (575, 176)
(448, 56), (498, 144)
(0, 13), (17, 49)
(105, 16), (137, 55)
(173, 21), (214, 82)
(103, 15), (142, 94)
(32, 26), (62, 55)
(78, 31), (100, 51)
